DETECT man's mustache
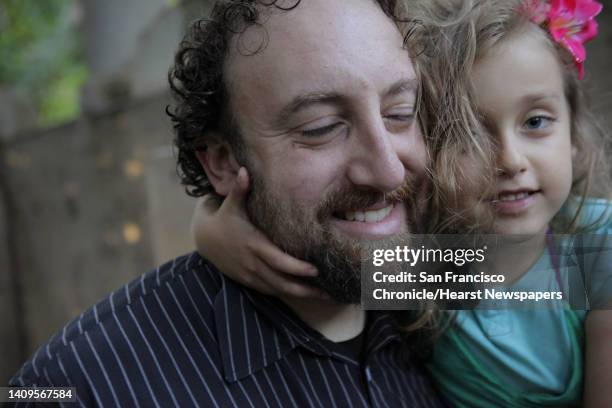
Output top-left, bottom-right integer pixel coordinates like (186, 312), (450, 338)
(316, 174), (421, 221)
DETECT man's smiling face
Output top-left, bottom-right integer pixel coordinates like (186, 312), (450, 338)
(222, 0), (427, 302)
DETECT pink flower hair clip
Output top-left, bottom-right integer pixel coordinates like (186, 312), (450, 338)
(524, 0), (603, 79)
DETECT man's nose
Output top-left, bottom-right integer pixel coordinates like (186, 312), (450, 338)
(497, 129), (528, 177)
(346, 120), (406, 192)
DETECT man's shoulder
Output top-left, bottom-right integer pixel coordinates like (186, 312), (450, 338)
(10, 252), (225, 387)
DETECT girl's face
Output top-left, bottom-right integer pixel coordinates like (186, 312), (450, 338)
(471, 28), (573, 236)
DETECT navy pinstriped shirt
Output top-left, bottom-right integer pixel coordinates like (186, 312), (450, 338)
(9, 252), (444, 407)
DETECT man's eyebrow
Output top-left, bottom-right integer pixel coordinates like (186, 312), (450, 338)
(274, 78), (418, 126)
(275, 92), (343, 125)
(385, 78), (418, 97)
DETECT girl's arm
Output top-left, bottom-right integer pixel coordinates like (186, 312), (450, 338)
(192, 167), (328, 299)
(584, 309), (612, 407)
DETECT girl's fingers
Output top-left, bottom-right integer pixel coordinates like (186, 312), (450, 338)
(201, 194), (222, 211)
(250, 236), (318, 277)
(254, 259), (328, 299)
(275, 279), (330, 300)
(223, 167), (250, 211)
(238, 274), (278, 297)
(191, 196), (221, 249)
(236, 166), (250, 193)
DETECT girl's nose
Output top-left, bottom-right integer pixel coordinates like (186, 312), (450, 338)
(497, 131), (527, 177)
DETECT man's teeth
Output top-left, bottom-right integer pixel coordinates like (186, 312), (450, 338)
(498, 192), (530, 202)
(343, 205), (392, 223)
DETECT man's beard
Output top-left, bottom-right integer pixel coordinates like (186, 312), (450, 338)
(245, 171), (422, 304)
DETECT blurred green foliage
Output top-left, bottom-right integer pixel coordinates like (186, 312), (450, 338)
(0, 0), (87, 127)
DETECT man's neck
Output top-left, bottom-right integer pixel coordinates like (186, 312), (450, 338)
(281, 297), (365, 342)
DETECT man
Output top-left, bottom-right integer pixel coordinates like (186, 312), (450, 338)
(9, 0), (443, 406)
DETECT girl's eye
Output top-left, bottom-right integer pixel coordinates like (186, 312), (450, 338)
(523, 115), (553, 130)
(301, 122), (343, 138)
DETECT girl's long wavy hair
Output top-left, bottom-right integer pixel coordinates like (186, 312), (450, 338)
(405, 0), (611, 235)
(400, 0), (497, 235)
(391, 0), (498, 354)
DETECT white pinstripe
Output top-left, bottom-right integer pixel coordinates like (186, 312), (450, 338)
(83, 331), (121, 407)
(327, 358), (352, 404)
(297, 353), (325, 408)
(343, 364), (369, 407)
(70, 341), (104, 407)
(154, 289), (233, 407)
(314, 358), (339, 408)
(274, 362), (299, 408)
(178, 274), (217, 342)
(126, 304), (180, 407)
(99, 322), (140, 408)
(111, 309), (161, 408)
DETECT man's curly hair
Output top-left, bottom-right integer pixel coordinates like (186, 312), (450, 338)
(167, 0), (400, 197)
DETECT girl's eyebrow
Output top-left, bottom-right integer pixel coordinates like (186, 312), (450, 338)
(521, 92), (562, 105)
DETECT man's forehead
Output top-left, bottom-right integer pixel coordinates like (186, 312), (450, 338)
(224, 0), (413, 110)
(226, 0), (405, 66)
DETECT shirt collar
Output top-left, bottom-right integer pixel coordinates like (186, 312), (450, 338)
(211, 264), (403, 382)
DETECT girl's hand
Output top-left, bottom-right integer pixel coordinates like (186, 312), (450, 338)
(192, 167), (328, 300)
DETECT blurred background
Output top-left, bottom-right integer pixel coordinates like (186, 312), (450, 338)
(0, 0), (611, 383)
(0, 0), (208, 382)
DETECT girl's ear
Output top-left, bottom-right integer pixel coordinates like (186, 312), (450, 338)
(195, 134), (241, 197)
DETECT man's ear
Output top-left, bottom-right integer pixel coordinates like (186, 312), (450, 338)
(195, 134), (241, 197)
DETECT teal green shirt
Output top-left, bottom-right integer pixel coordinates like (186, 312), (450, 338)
(429, 199), (611, 407)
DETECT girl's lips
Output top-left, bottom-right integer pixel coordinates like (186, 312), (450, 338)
(490, 190), (540, 215)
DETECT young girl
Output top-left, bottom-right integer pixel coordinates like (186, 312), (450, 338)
(192, 0), (612, 406)
(413, 2), (612, 406)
